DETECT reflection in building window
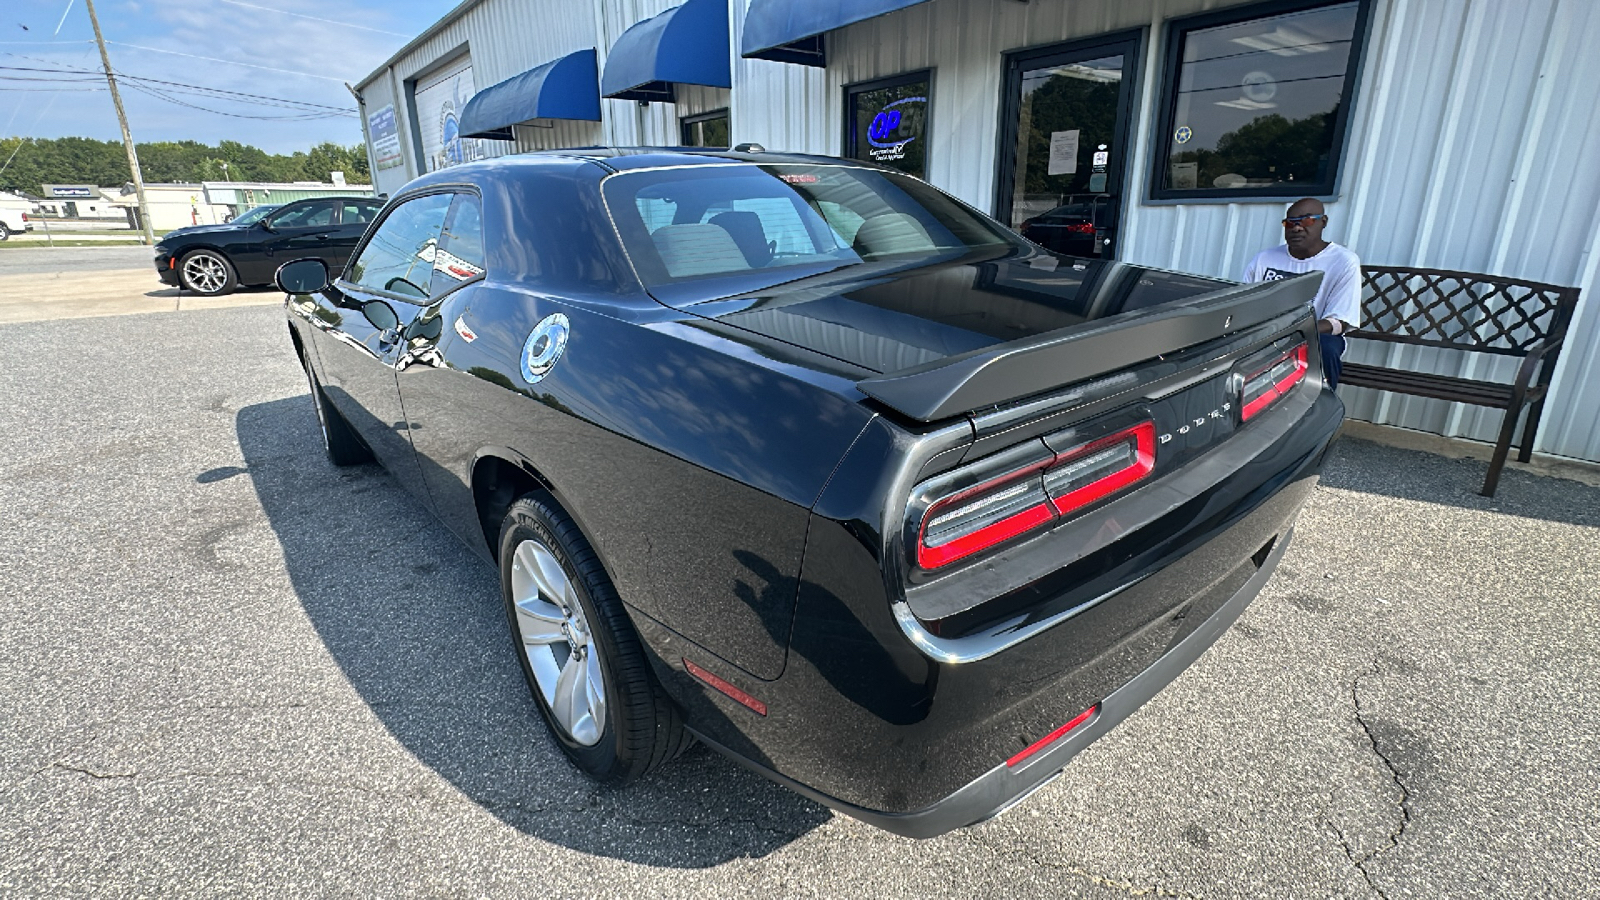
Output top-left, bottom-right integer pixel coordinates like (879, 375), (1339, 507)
(681, 110), (730, 148)
(1155, 0), (1368, 198)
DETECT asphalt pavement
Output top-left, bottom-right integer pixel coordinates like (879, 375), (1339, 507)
(0, 245), (156, 276)
(0, 293), (1596, 896)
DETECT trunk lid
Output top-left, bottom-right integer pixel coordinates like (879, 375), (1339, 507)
(676, 251), (1319, 421)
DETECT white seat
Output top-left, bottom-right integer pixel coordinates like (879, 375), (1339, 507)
(851, 212), (936, 258)
(651, 223), (752, 277)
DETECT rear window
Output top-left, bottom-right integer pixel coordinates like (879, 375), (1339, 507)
(603, 164), (1016, 290)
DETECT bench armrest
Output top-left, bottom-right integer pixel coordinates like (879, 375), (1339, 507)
(1512, 336), (1564, 399)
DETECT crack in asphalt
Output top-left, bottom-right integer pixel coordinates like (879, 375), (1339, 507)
(49, 762), (138, 780)
(1328, 657), (1414, 899)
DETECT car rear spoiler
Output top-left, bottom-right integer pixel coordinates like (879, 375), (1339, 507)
(855, 272), (1323, 422)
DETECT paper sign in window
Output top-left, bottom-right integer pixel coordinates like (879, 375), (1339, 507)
(1047, 130), (1080, 176)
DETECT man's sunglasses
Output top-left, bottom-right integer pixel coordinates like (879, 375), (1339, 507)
(1283, 214), (1327, 227)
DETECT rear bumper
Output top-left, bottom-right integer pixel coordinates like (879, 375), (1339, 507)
(662, 386), (1341, 836)
(698, 525), (1293, 838)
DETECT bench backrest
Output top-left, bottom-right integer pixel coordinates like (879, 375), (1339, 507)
(1353, 266), (1580, 358)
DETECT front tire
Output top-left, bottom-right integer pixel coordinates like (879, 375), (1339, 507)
(500, 492), (690, 785)
(304, 360), (370, 466)
(178, 249), (237, 296)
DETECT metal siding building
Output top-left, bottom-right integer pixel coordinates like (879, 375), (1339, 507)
(357, 0), (1600, 464)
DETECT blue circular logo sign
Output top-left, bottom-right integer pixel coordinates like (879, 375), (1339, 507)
(1174, 126), (1193, 145)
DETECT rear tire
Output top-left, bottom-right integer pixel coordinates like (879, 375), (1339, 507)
(304, 361), (370, 466)
(500, 492), (690, 785)
(178, 249), (237, 296)
(0, 223), (10, 241)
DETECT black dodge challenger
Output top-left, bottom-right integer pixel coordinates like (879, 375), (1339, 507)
(279, 148), (1342, 837)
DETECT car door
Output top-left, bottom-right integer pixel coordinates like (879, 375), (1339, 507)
(307, 191), (456, 506)
(251, 200), (341, 283)
(390, 193), (488, 541)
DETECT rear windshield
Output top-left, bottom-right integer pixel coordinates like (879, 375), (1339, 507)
(602, 163), (1017, 293)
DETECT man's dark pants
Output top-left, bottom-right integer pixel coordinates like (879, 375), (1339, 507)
(1321, 333), (1346, 389)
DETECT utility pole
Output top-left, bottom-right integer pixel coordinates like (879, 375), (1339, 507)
(84, 0), (155, 245)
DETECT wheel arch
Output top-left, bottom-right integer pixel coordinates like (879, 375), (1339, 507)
(470, 450), (553, 563)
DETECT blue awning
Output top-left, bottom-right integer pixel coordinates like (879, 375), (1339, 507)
(602, 0), (730, 103)
(459, 49), (601, 139)
(741, 0), (933, 66)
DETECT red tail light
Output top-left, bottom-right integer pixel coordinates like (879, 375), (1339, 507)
(1064, 221), (1095, 234)
(1045, 421), (1156, 516)
(917, 465), (1055, 570)
(916, 421), (1158, 571)
(1240, 343), (1309, 422)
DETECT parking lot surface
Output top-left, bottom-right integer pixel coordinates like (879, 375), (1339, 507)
(1, 295), (1597, 896)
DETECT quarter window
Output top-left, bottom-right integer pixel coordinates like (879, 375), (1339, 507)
(340, 201), (381, 224)
(344, 192), (454, 301)
(431, 195), (485, 294)
(1152, 0), (1371, 199)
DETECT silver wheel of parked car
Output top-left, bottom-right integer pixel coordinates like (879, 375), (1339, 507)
(0, 223), (10, 241)
(499, 492), (690, 784)
(510, 536), (606, 746)
(179, 249), (237, 296)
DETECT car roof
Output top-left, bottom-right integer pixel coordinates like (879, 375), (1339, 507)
(413, 147), (891, 180)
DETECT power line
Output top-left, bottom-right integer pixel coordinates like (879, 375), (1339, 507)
(0, 64), (356, 113)
(213, 0), (410, 37)
(120, 80), (351, 120)
(106, 40), (350, 82)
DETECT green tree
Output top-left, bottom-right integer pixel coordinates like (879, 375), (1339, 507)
(0, 136), (372, 196)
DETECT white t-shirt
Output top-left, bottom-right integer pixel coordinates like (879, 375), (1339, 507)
(1242, 242), (1362, 334)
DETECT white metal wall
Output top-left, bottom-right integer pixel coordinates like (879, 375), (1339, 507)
(726, 0), (1600, 462)
(359, 0), (1600, 462)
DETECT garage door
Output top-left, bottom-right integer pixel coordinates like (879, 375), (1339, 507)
(413, 56), (506, 172)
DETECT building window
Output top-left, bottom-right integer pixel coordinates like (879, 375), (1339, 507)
(1151, 0), (1373, 200)
(844, 70), (931, 181)
(681, 110), (730, 148)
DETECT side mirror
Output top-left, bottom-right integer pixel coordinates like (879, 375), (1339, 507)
(361, 299), (400, 333)
(275, 258), (329, 294)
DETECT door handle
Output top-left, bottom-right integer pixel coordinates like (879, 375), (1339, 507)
(316, 234), (330, 241)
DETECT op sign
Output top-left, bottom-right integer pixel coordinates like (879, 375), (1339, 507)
(847, 73), (930, 180)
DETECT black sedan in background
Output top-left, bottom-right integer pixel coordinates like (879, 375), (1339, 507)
(154, 195), (384, 296)
(280, 149), (1342, 837)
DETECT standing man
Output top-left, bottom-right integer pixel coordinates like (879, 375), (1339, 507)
(1243, 198), (1361, 388)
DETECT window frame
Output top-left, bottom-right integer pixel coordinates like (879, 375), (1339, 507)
(842, 69), (935, 181)
(337, 186), (479, 305)
(680, 109), (731, 148)
(1146, 0), (1376, 203)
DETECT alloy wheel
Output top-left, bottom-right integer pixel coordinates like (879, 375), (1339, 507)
(510, 537), (606, 746)
(182, 253), (229, 293)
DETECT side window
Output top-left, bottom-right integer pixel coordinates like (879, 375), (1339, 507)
(340, 201), (379, 225)
(431, 194), (485, 294)
(271, 201), (336, 228)
(344, 193), (454, 300)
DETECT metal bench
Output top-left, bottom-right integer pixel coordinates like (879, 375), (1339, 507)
(1341, 266), (1581, 497)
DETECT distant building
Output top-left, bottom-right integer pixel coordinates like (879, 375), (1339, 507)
(38, 185), (123, 220)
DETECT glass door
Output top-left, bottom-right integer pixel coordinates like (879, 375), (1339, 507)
(996, 32), (1142, 259)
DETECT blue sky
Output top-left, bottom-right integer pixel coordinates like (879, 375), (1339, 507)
(3, 0), (458, 153)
